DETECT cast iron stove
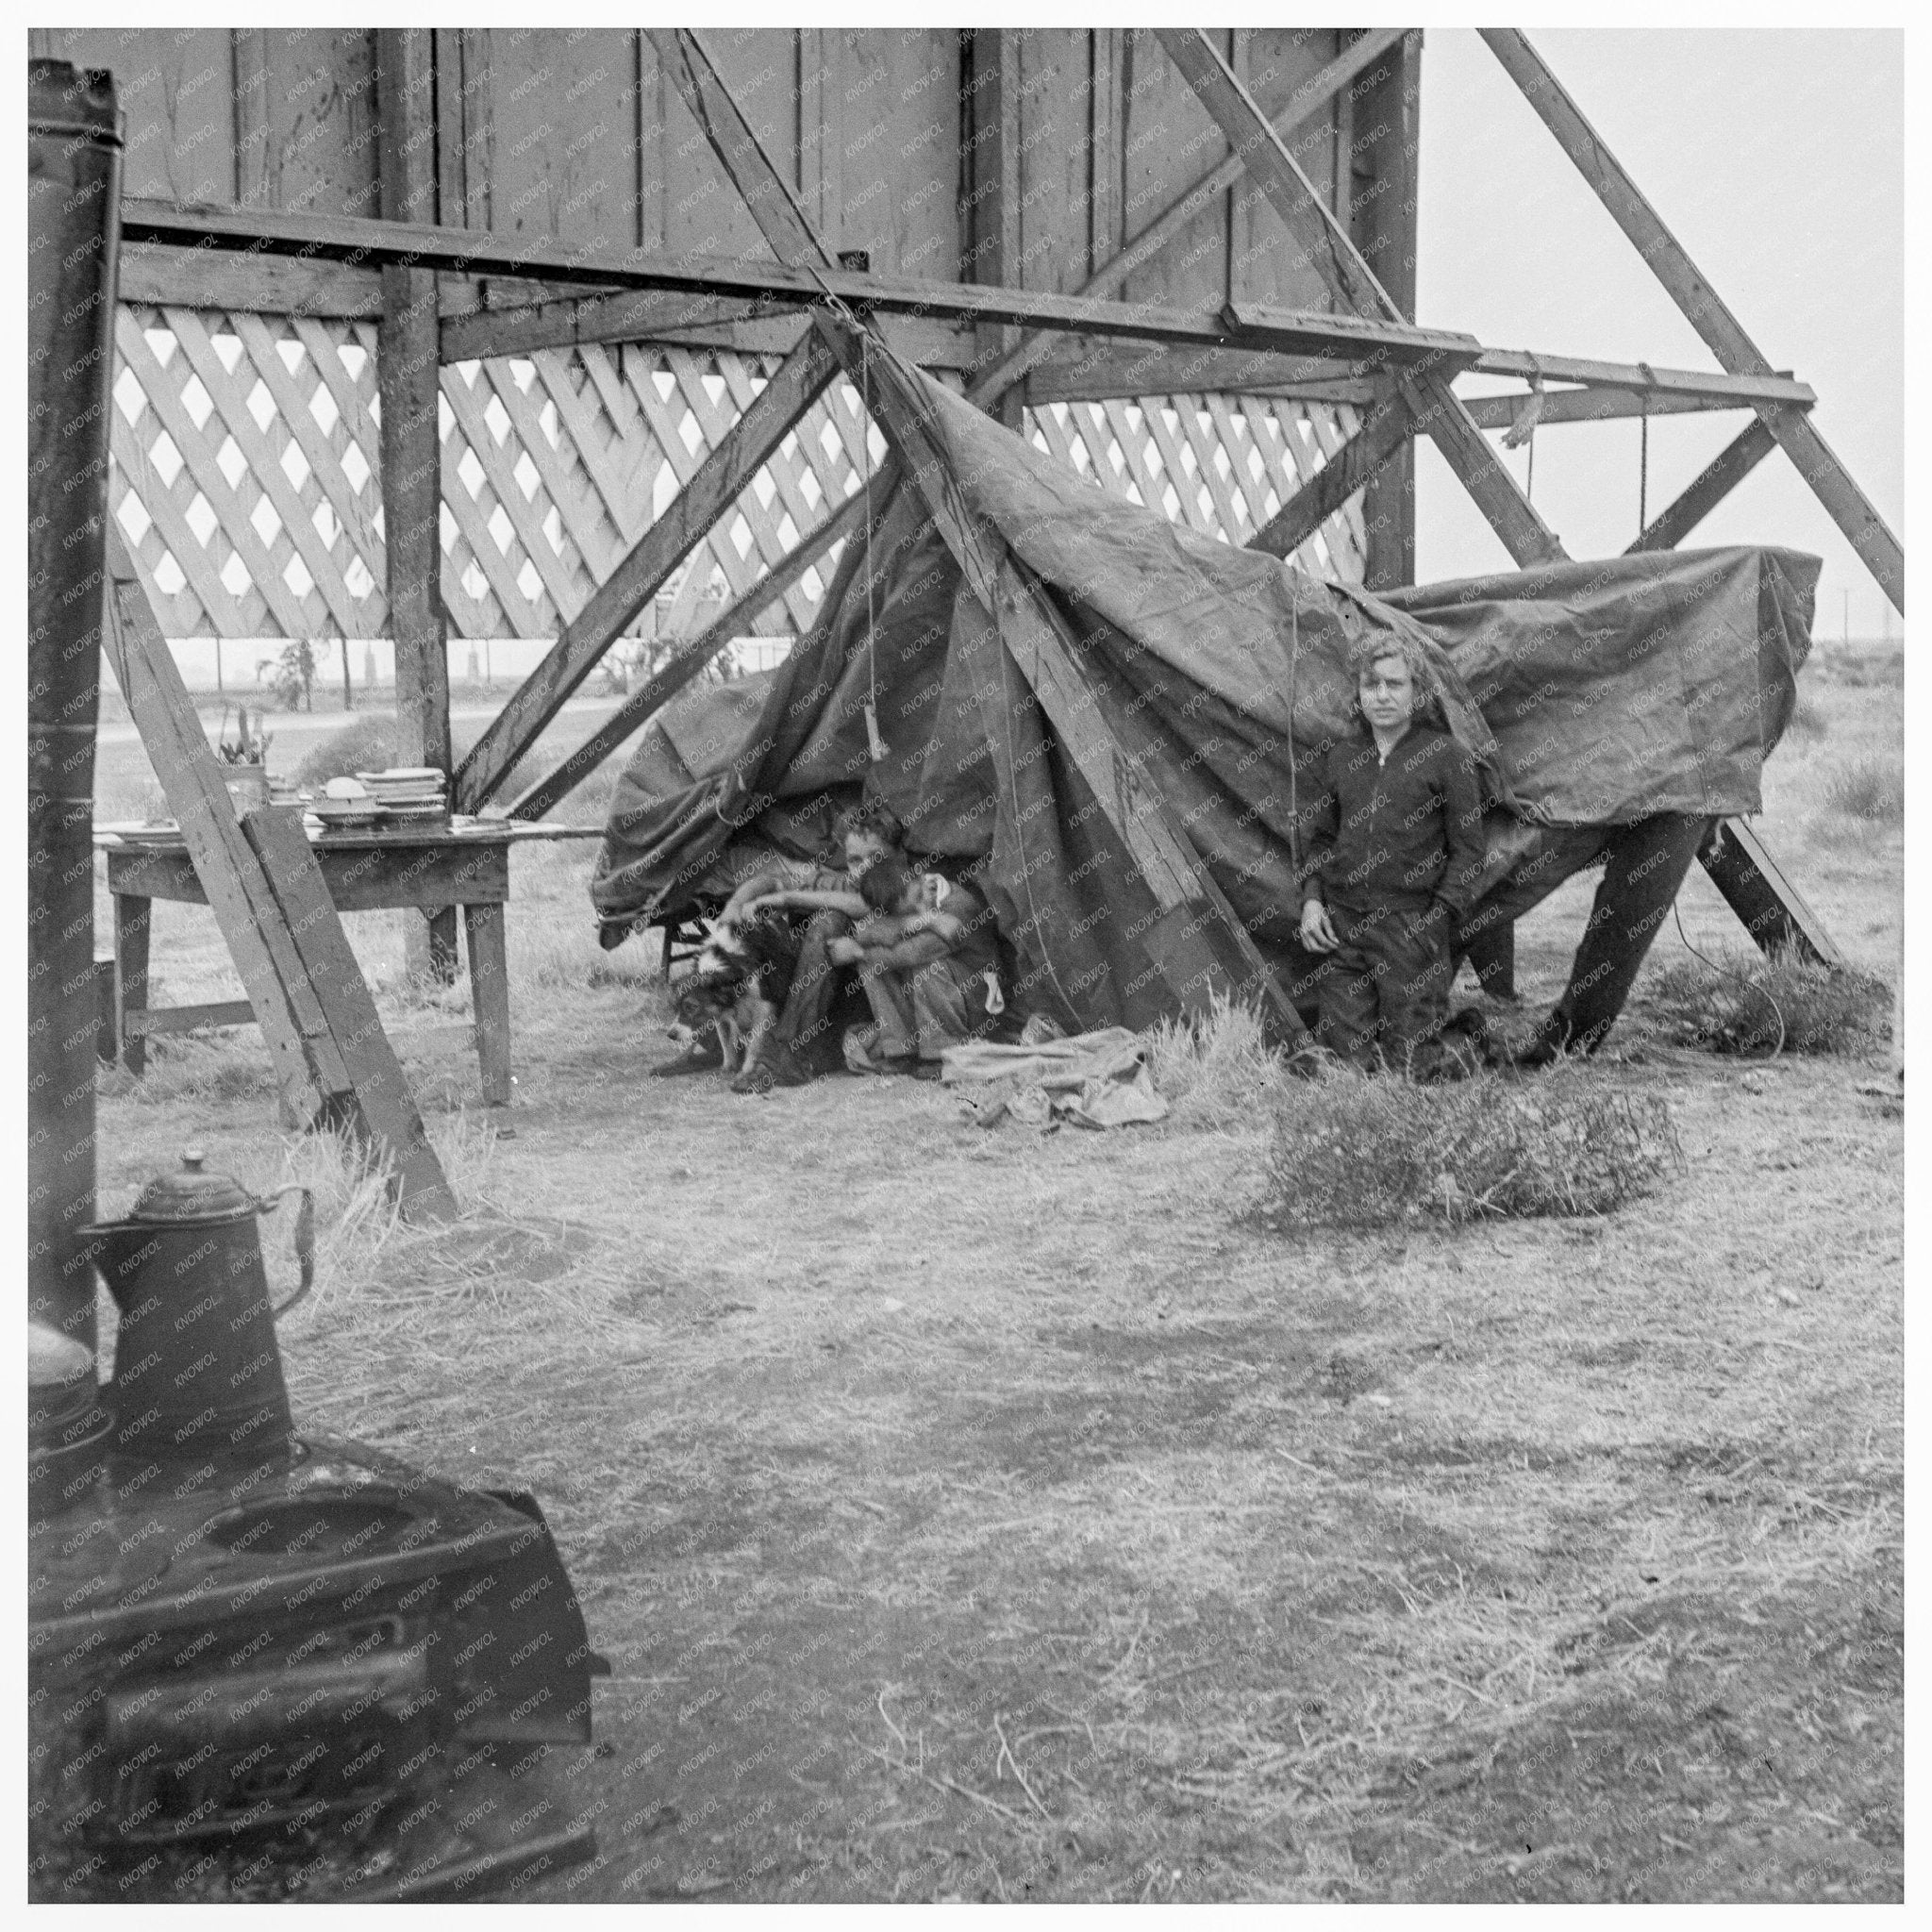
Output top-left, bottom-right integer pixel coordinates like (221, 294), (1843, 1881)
(30, 1426), (607, 1902)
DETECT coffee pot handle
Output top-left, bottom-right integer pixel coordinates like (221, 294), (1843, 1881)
(254, 1184), (316, 1318)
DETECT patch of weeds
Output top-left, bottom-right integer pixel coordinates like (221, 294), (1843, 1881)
(1817, 647), (1903, 690)
(108, 1032), (277, 1106)
(1643, 947), (1890, 1058)
(1257, 1066), (1680, 1231)
(1822, 757), (1904, 824)
(1148, 993), (1289, 1126)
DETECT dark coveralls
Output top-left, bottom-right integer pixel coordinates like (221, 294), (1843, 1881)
(773, 899), (864, 1075)
(1300, 723), (1488, 1074)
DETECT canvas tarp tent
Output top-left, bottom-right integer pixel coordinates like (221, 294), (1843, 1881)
(591, 363), (1817, 1039)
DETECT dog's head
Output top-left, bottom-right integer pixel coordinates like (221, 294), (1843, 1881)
(669, 971), (741, 1042)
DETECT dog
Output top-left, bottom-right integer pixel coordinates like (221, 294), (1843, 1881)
(662, 912), (800, 1075)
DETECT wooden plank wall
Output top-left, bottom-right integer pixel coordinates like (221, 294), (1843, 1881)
(41, 26), (1388, 634)
(34, 27), (1357, 308)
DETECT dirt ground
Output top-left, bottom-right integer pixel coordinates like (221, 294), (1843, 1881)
(86, 655), (1903, 1902)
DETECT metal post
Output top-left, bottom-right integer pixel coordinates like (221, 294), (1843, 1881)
(28, 59), (123, 1352)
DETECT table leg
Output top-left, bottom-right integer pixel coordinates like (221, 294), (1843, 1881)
(463, 902), (512, 1107)
(115, 892), (151, 1077)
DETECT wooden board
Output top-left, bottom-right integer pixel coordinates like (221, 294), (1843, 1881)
(262, 28), (381, 218)
(1115, 28), (1235, 312)
(1698, 818), (1845, 971)
(827, 30), (961, 280)
(971, 28), (1408, 412)
(453, 323), (841, 808)
(104, 538), (324, 1116)
(108, 840), (510, 915)
(125, 999), (258, 1039)
(1478, 28), (1901, 614)
(105, 530), (458, 1219)
(1013, 31), (1095, 297)
(1250, 388), (1413, 559)
(1627, 420), (1779, 554)
(245, 808), (459, 1218)
(1159, 30), (1564, 571)
(1232, 29), (1350, 314)
(508, 476), (878, 820)
(476, 27), (641, 247)
(123, 198), (1483, 371)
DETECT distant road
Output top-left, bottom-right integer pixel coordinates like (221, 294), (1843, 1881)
(94, 692), (619, 750)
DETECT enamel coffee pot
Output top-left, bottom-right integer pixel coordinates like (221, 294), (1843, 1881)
(84, 1151), (312, 1461)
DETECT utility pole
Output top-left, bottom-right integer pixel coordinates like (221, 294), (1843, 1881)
(1841, 589), (1851, 648)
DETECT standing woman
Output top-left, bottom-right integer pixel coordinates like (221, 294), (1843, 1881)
(1296, 635), (1488, 1076)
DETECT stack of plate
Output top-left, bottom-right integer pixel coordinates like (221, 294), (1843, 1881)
(356, 767), (449, 824)
(307, 775), (384, 830)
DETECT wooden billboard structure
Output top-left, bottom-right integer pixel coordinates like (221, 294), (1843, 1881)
(51, 25), (1900, 991)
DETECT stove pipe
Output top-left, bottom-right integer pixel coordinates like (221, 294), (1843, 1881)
(28, 61), (123, 1354)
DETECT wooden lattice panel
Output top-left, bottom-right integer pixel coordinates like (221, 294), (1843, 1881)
(1024, 395), (1367, 581)
(436, 342), (881, 641)
(108, 311), (880, 643)
(108, 308), (1368, 643)
(110, 307), (390, 641)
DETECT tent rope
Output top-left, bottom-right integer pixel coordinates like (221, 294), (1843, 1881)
(1639, 399), (1650, 533)
(1673, 900), (1786, 1058)
(1286, 577), (1301, 873)
(860, 336), (887, 761)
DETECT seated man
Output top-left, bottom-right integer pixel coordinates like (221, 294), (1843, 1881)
(720, 803), (906, 1094)
(836, 857), (1004, 1079)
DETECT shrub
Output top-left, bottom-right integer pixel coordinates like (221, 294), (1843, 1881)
(1823, 757), (1904, 824)
(1256, 1066), (1680, 1231)
(292, 716), (397, 787)
(1643, 947), (1890, 1058)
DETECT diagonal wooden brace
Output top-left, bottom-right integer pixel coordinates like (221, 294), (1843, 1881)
(1156, 27), (1566, 570)
(966, 26), (1412, 410)
(1625, 420), (1779, 554)
(104, 533), (458, 1220)
(1250, 382), (1419, 559)
(453, 321), (841, 810)
(507, 475), (886, 821)
(1478, 27), (1902, 614)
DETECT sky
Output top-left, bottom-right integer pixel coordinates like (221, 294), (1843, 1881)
(1412, 26), (1904, 638)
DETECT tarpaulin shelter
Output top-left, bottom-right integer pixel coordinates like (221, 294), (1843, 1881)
(592, 352), (1820, 1047)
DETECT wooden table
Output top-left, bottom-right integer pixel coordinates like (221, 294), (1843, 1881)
(102, 824), (553, 1102)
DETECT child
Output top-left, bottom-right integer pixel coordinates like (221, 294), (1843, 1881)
(1297, 633), (1487, 1075)
(714, 804), (907, 1092)
(834, 857), (1003, 1077)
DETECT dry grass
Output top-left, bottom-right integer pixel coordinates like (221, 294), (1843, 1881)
(1146, 994), (1290, 1126)
(1782, 690), (1828, 745)
(79, 674), (1900, 1903)
(1821, 757), (1904, 824)
(1257, 1066), (1681, 1231)
(1643, 947), (1890, 1058)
